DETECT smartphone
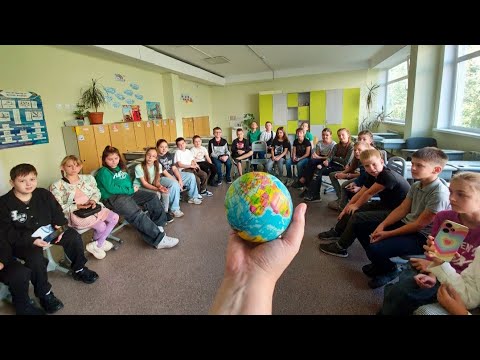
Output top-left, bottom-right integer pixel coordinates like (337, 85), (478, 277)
(433, 220), (469, 262)
(43, 225), (69, 243)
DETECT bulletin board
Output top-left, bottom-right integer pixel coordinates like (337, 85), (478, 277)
(0, 90), (49, 150)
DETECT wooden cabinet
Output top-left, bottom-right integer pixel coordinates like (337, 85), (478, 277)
(144, 120), (157, 148)
(62, 125), (112, 174)
(168, 119), (177, 142)
(182, 116), (210, 139)
(108, 123), (137, 160)
(132, 122), (147, 150)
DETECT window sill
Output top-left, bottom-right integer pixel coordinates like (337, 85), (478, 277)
(383, 120), (405, 126)
(433, 128), (480, 139)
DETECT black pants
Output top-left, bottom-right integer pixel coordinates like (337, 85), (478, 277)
(0, 260), (34, 313)
(198, 161), (217, 184)
(307, 164), (344, 198)
(55, 227), (88, 272)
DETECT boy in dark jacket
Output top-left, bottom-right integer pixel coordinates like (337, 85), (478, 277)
(0, 164), (98, 314)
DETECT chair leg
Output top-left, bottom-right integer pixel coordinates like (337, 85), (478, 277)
(44, 246), (70, 274)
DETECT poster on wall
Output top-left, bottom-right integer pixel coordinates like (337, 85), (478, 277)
(0, 90), (49, 150)
(146, 101), (162, 120)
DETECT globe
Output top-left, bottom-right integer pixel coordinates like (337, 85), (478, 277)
(225, 172), (293, 243)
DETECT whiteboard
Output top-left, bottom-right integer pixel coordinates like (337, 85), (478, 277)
(273, 93), (287, 125)
(326, 89), (343, 124)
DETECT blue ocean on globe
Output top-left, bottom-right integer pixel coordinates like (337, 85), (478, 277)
(225, 172), (293, 243)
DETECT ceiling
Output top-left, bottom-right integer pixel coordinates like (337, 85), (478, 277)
(146, 45), (394, 83)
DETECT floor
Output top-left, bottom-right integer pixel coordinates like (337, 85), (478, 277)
(0, 176), (384, 315)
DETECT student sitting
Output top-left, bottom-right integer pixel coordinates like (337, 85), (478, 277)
(175, 137), (212, 197)
(50, 155), (120, 260)
(208, 127), (232, 184)
(259, 121), (275, 155)
(318, 149), (410, 260)
(156, 139), (202, 208)
(296, 121), (314, 142)
(378, 171), (480, 315)
(286, 127), (311, 179)
(0, 164), (99, 314)
(247, 121), (262, 170)
(191, 135), (217, 187)
(265, 126), (291, 177)
(352, 147), (451, 288)
(95, 146), (179, 249)
(231, 128), (254, 177)
(133, 148), (172, 215)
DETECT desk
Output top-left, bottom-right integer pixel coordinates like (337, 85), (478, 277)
(375, 138), (406, 151)
(401, 149), (465, 161)
(372, 132), (402, 139)
(403, 162), (457, 180)
(446, 161), (480, 172)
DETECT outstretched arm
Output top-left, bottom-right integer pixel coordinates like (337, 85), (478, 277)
(210, 203), (307, 315)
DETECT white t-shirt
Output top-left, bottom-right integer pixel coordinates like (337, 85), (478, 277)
(174, 149), (195, 172)
(134, 163), (163, 187)
(190, 146), (209, 162)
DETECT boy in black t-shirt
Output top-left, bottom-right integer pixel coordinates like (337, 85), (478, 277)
(317, 149), (410, 258)
(286, 128), (311, 179)
(231, 128), (254, 177)
(265, 126), (291, 176)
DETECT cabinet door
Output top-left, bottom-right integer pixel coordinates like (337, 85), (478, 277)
(183, 117), (194, 138)
(93, 125), (112, 168)
(168, 119), (177, 143)
(259, 94), (273, 126)
(122, 123), (137, 152)
(144, 121), (157, 148)
(287, 93), (298, 107)
(75, 126), (99, 174)
(298, 106), (310, 120)
(153, 120), (164, 144)
(310, 90), (326, 125)
(161, 119), (170, 143)
(133, 122), (147, 150)
(194, 116), (210, 136)
(108, 123), (126, 160)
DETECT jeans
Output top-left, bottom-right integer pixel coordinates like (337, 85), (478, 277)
(306, 164), (343, 197)
(212, 157), (232, 181)
(355, 220), (427, 273)
(104, 190), (166, 247)
(265, 157), (286, 176)
(159, 177), (181, 211)
(380, 264), (439, 315)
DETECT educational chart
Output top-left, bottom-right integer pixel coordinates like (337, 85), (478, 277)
(0, 90), (49, 150)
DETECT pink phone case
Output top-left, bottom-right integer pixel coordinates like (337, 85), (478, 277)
(433, 220), (469, 262)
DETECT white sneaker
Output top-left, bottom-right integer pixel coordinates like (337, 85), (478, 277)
(171, 209), (184, 218)
(200, 190), (214, 197)
(86, 242), (106, 260)
(158, 226), (164, 233)
(155, 235), (179, 249)
(101, 240), (114, 252)
(197, 194), (203, 199)
(188, 198), (202, 205)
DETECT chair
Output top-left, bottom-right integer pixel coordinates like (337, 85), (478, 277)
(0, 282), (12, 303)
(249, 141), (268, 171)
(386, 156), (407, 178)
(404, 137), (438, 160)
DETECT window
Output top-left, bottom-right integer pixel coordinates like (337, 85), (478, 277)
(384, 60), (409, 123)
(450, 45), (480, 132)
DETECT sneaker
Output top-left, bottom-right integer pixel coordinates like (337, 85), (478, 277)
(171, 209), (184, 218)
(101, 241), (114, 252)
(17, 300), (46, 315)
(367, 268), (401, 289)
(208, 181), (219, 187)
(197, 194), (203, 199)
(86, 242), (106, 260)
(317, 228), (339, 240)
(226, 178), (233, 184)
(319, 242), (349, 258)
(72, 267), (99, 284)
(362, 263), (384, 278)
(291, 181), (304, 189)
(166, 212), (174, 223)
(39, 292), (64, 314)
(188, 197), (202, 205)
(304, 194), (322, 202)
(155, 235), (179, 249)
(328, 200), (341, 211)
(158, 226), (164, 233)
(200, 190), (213, 197)
(216, 180), (223, 186)
(299, 190), (307, 198)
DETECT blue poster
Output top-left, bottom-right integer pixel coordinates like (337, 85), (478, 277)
(0, 90), (49, 150)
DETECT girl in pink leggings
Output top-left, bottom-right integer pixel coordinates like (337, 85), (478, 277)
(50, 155), (119, 260)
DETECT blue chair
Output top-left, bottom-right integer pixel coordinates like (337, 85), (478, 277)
(404, 137), (437, 160)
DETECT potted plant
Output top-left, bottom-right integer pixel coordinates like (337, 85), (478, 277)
(80, 78), (106, 125)
(359, 83), (389, 132)
(73, 103), (87, 120)
(243, 113), (255, 129)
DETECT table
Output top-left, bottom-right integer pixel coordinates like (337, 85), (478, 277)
(375, 138), (406, 151)
(401, 149), (465, 161)
(372, 132), (402, 139)
(403, 162), (457, 180)
(446, 161), (480, 172)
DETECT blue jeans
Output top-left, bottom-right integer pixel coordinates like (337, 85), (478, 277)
(380, 264), (439, 315)
(212, 157), (232, 181)
(355, 220), (427, 273)
(104, 190), (166, 247)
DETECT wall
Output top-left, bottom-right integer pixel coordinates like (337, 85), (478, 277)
(0, 45), (166, 194)
(211, 70), (369, 141)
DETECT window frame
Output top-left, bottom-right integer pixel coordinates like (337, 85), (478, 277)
(448, 47), (480, 134)
(384, 58), (409, 124)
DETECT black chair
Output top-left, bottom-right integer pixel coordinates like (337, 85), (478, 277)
(404, 137), (437, 160)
